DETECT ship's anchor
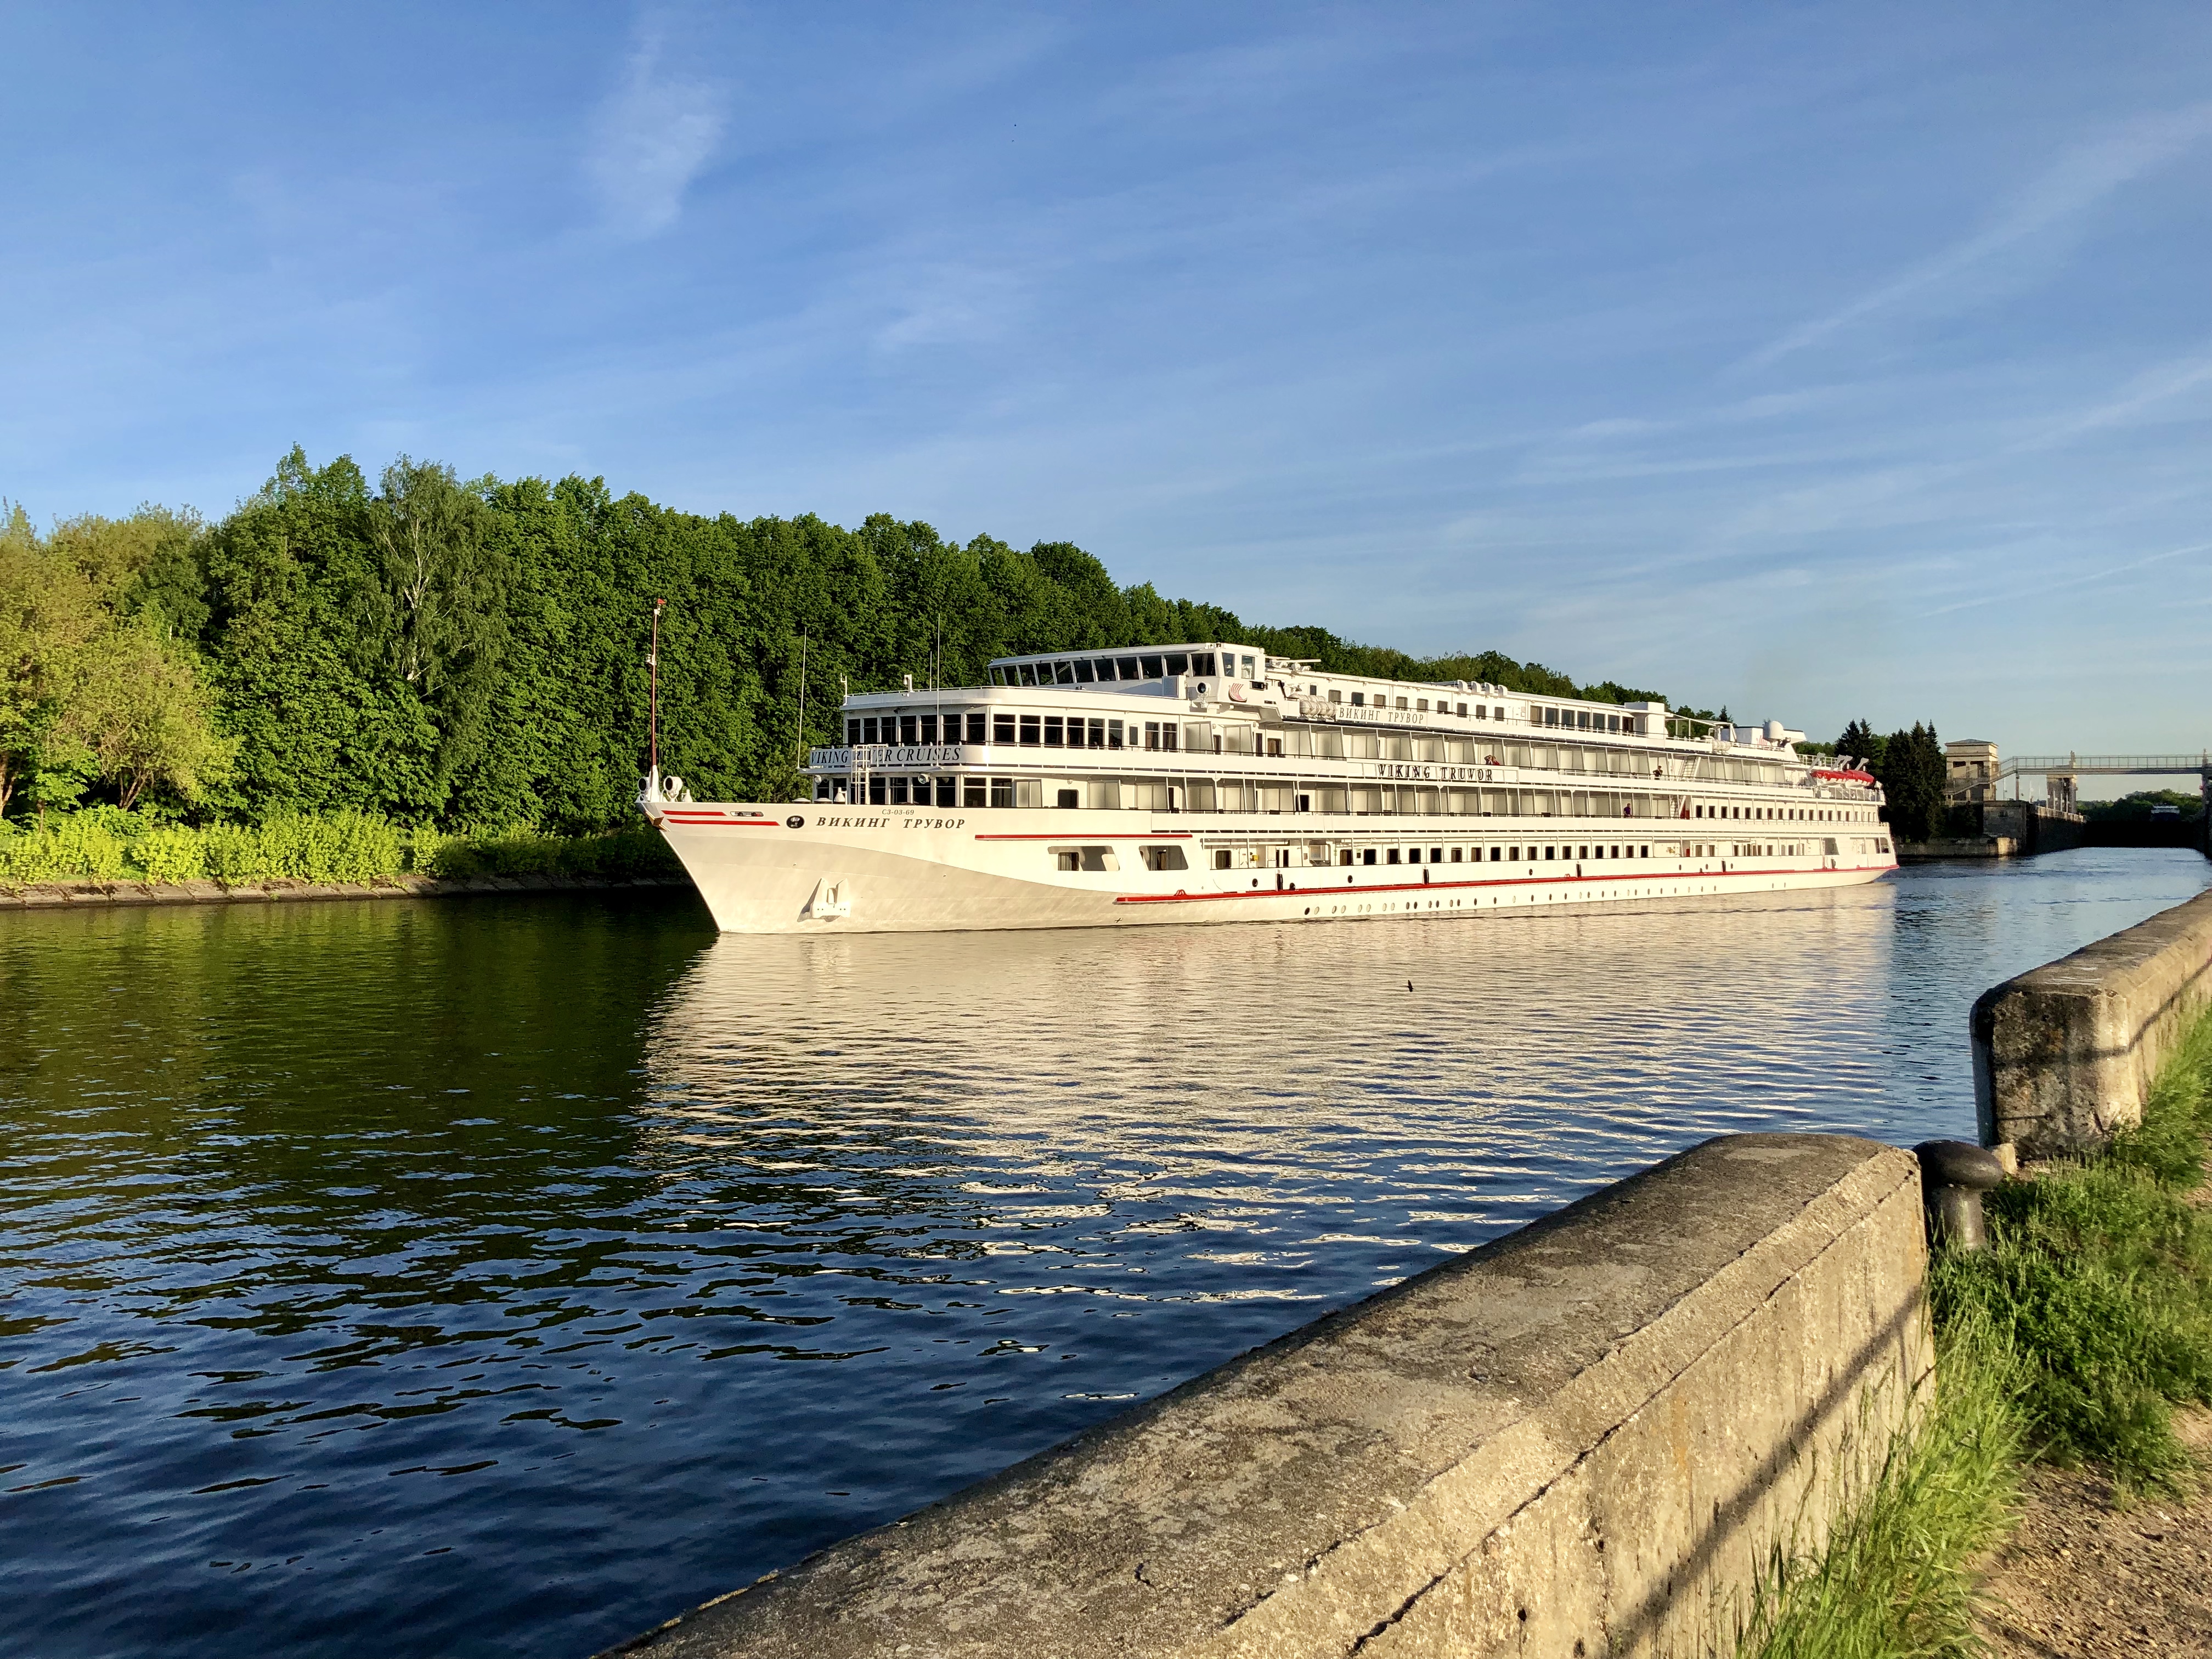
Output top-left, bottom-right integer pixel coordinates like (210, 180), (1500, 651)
(803, 878), (851, 921)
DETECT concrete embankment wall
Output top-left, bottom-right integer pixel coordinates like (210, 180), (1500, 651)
(1975, 888), (2212, 1158)
(1898, 802), (2087, 861)
(605, 1135), (1928, 1659)
(0, 873), (692, 911)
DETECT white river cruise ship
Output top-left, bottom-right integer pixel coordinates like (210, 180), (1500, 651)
(641, 642), (1894, 933)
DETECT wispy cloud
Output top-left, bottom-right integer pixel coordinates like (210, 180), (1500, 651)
(1918, 541), (2210, 618)
(585, 20), (728, 239)
(1740, 102), (2212, 374)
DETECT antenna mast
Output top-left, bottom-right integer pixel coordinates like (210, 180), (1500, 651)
(648, 598), (665, 778)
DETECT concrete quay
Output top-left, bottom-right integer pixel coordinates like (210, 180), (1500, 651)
(1974, 888), (2212, 1158)
(601, 1135), (1928, 1659)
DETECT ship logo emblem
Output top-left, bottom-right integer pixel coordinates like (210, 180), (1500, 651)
(786, 815), (805, 828)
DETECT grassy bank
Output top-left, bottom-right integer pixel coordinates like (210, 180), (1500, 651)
(0, 806), (678, 887)
(1739, 1006), (2212, 1658)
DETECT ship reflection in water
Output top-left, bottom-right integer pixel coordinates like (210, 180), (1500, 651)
(2, 851), (2205, 1659)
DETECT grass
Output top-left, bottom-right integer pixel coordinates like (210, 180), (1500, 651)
(0, 805), (679, 888)
(1738, 1003), (2212, 1658)
(1735, 1307), (2025, 1659)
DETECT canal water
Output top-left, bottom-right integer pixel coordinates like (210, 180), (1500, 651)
(3, 848), (2205, 1658)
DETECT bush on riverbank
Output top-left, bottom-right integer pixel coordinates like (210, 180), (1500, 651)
(0, 806), (676, 887)
(1740, 1006), (2212, 1656)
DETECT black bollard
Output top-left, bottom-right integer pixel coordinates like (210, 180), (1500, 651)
(1914, 1140), (2007, 1252)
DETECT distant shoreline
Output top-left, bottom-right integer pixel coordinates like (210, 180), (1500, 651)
(0, 873), (695, 911)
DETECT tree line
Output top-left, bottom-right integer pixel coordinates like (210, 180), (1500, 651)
(5, 444), (1945, 837)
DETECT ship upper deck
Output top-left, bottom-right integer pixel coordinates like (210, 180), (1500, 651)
(837, 641), (1817, 763)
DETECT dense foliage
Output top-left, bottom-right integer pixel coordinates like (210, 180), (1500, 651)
(5, 448), (1676, 832)
(0, 804), (673, 885)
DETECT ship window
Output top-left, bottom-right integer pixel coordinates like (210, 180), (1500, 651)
(1449, 847), (1462, 862)
(1051, 660), (1074, 685)
(1014, 663), (1036, 686)
(1396, 696), (1409, 710)
(1057, 850), (1080, 870)
(1490, 847), (1502, 861)
(847, 718), (861, 743)
(1214, 849), (1232, 870)
(967, 713), (987, 742)
(1165, 652), (1189, 676)
(1266, 737), (1282, 757)
(900, 716), (917, 744)
(1457, 703), (1469, 717)
(1362, 848), (1378, 865)
(1406, 847), (1420, 864)
(890, 777), (911, 804)
(1329, 689), (1342, 703)
(1544, 845), (1555, 860)
(1431, 848), (1444, 862)
(938, 778), (957, 808)
(990, 777), (1014, 808)
(963, 778), (986, 808)
(919, 714), (938, 743)
(1057, 789), (1079, 809)
(1087, 718), (1105, 748)
(1019, 716), (1041, 746)
(867, 775), (887, 805)
(1140, 655), (1165, 679)
(1141, 846), (1188, 871)
(1043, 716), (1064, 747)
(1194, 653), (1216, 676)
(994, 713), (1016, 744)
(1350, 692), (1364, 707)
(1494, 706), (1505, 720)
(1387, 848), (1401, 864)
(1115, 656), (1141, 679)
(1417, 698), (1429, 712)
(1544, 707), (1559, 726)
(1073, 658), (1096, 684)
(1240, 655), (1256, 678)
(1108, 720), (1125, 749)
(861, 717), (879, 743)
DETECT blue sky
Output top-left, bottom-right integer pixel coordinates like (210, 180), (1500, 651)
(4, 3), (2207, 764)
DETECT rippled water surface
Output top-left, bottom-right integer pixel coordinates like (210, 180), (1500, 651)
(3, 849), (2206, 1657)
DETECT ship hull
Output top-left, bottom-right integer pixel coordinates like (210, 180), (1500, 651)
(647, 803), (1896, 934)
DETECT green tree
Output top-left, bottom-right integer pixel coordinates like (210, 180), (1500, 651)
(0, 503), (104, 817)
(72, 624), (235, 809)
(359, 457), (511, 798)
(1875, 723), (1945, 841)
